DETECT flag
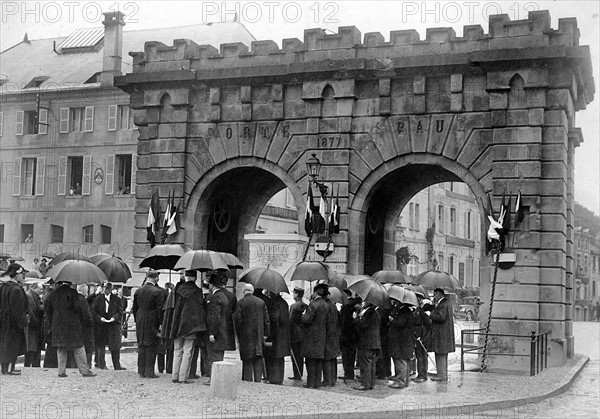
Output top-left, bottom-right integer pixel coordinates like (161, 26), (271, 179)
(166, 196), (181, 236)
(514, 190), (524, 229)
(318, 194), (327, 234)
(163, 190), (173, 232)
(328, 184), (340, 235)
(146, 190), (161, 247)
(304, 182), (315, 236)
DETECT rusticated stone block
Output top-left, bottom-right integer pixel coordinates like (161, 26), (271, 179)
(493, 127), (542, 144)
(209, 87), (220, 105)
(379, 79), (390, 96)
(491, 110), (505, 127)
(546, 89), (572, 110)
(506, 109), (529, 126)
(489, 91), (508, 109)
(539, 302), (566, 320)
(413, 76), (425, 95)
(493, 301), (539, 320)
(379, 97), (391, 115)
(544, 110), (568, 128)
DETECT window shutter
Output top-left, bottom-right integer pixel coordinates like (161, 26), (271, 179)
(108, 105), (117, 131)
(105, 155), (115, 195)
(59, 108), (69, 133)
(58, 156), (67, 195)
(35, 157), (45, 196)
(16, 111), (24, 135)
(38, 109), (48, 135)
(0, 111), (3, 136)
(12, 158), (21, 196)
(130, 154), (137, 195)
(123, 106), (130, 129)
(82, 155), (92, 195)
(84, 106), (94, 132)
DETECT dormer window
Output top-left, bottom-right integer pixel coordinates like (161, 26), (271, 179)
(24, 76), (49, 89)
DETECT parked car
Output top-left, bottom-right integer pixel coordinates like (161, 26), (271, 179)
(456, 304), (477, 321)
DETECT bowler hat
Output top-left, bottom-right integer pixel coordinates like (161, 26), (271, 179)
(3, 263), (28, 277)
(146, 269), (160, 279)
(293, 287), (305, 295)
(314, 283), (329, 295)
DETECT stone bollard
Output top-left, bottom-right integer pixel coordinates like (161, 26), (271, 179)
(209, 361), (239, 400)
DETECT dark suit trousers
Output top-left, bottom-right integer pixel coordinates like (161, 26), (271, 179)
(43, 344), (58, 368)
(188, 344), (200, 377)
(414, 341), (428, 379)
(341, 344), (357, 378)
(138, 345), (157, 376)
(290, 341), (303, 378)
(206, 344), (224, 376)
(322, 358), (337, 386)
(358, 348), (379, 389)
(24, 351), (41, 367)
(267, 357), (284, 384)
(242, 357), (263, 382)
(305, 358), (323, 388)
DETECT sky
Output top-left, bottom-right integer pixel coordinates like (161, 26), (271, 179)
(1, 0), (598, 215)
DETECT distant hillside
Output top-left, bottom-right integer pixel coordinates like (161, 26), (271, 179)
(574, 202), (600, 239)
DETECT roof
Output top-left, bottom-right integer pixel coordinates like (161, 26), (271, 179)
(0, 21), (256, 94)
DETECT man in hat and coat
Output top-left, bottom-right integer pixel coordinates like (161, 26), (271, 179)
(133, 270), (165, 378)
(205, 272), (230, 384)
(220, 276), (237, 353)
(339, 292), (361, 380)
(76, 284), (95, 368)
(300, 283), (329, 389)
(234, 283), (270, 382)
(353, 300), (381, 391)
(388, 299), (417, 389)
(322, 289), (341, 386)
(288, 287), (307, 380)
(429, 288), (455, 382)
(264, 289), (290, 385)
(91, 282), (125, 370)
(45, 281), (96, 378)
(411, 292), (432, 383)
(24, 282), (44, 367)
(0, 264), (28, 375)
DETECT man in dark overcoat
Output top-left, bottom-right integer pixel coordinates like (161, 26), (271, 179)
(42, 280), (59, 368)
(91, 282), (125, 370)
(264, 290), (289, 385)
(411, 293), (432, 383)
(220, 277), (237, 352)
(339, 293), (361, 380)
(205, 272), (229, 383)
(253, 287), (272, 381)
(234, 283), (270, 382)
(25, 282), (44, 367)
(76, 284), (95, 368)
(322, 292), (341, 386)
(132, 270), (165, 378)
(429, 288), (455, 382)
(300, 283), (329, 389)
(376, 306), (392, 379)
(288, 287), (307, 380)
(168, 271), (205, 384)
(0, 264), (28, 375)
(353, 301), (381, 391)
(388, 300), (416, 389)
(45, 281), (96, 378)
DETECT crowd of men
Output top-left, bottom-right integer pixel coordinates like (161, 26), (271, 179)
(1, 261), (457, 390)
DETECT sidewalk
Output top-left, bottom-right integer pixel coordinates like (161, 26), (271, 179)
(0, 347), (589, 418)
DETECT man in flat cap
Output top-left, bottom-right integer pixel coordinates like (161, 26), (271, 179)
(132, 270), (165, 378)
(0, 264), (28, 375)
(288, 287), (307, 380)
(300, 283), (329, 388)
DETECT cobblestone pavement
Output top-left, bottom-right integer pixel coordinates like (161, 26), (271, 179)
(0, 321), (595, 418)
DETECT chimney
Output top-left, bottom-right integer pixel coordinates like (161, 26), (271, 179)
(99, 11), (125, 86)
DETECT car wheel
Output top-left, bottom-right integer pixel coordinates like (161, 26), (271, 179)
(465, 311), (473, 322)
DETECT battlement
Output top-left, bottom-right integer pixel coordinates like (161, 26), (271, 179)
(131, 11), (582, 72)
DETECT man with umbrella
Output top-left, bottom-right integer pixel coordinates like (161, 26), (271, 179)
(205, 272), (230, 384)
(428, 288), (455, 382)
(322, 289), (341, 387)
(24, 282), (44, 367)
(264, 289), (290, 385)
(387, 299), (416, 389)
(411, 292), (432, 383)
(0, 263), (28, 375)
(91, 282), (126, 370)
(45, 280), (96, 378)
(300, 283), (329, 389)
(339, 292), (361, 381)
(132, 270), (165, 378)
(288, 287), (307, 380)
(234, 283), (270, 382)
(353, 299), (381, 391)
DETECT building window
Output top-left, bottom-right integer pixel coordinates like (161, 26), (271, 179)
(51, 225), (63, 243)
(101, 225), (111, 245)
(438, 254), (445, 272)
(68, 156), (84, 195)
(409, 203), (420, 231)
(459, 262), (465, 285)
(450, 208), (457, 236)
(25, 111), (39, 134)
(408, 256), (419, 277)
(438, 205), (445, 234)
(22, 158), (37, 196)
(108, 105), (132, 131)
(449, 255), (455, 276)
(465, 211), (472, 239)
(83, 225), (93, 243)
(70, 108), (84, 132)
(0, 111), (3, 136)
(21, 224), (34, 243)
(115, 155), (132, 194)
(60, 106), (94, 133)
(0, 224), (4, 242)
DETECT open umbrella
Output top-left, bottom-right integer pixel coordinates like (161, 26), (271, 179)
(372, 269), (411, 284)
(327, 286), (348, 305)
(344, 274), (371, 288)
(174, 250), (229, 272)
(404, 284), (428, 298)
(10, 256), (25, 262)
(0, 253), (11, 259)
(348, 277), (390, 308)
(325, 272), (349, 291)
(386, 284), (419, 306)
(42, 251), (57, 259)
(218, 252), (244, 270)
(90, 253), (114, 264)
(25, 269), (42, 279)
(413, 270), (461, 290)
(239, 266), (288, 294)
(46, 260), (108, 285)
(49, 252), (92, 267)
(94, 255), (131, 283)
(285, 261), (335, 283)
(139, 244), (191, 270)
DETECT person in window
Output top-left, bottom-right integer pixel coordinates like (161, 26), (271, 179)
(74, 183), (82, 195)
(122, 186), (130, 195)
(24, 234), (33, 243)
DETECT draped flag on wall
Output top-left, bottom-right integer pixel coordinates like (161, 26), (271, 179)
(304, 181), (315, 236)
(166, 195), (180, 236)
(514, 190), (525, 229)
(328, 184), (340, 235)
(146, 189), (161, 247)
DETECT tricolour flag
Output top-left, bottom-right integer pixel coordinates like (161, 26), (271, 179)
(514, 190), (524, 229)
(328, 185), (340, 235)
(166, 196), (181, 236)
(304, 182), (315, 236)
(146, 190), (161, 247)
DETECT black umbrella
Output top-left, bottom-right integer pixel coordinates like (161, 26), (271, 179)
(139, 244), (191, 270)
(94, 255), (132, 283)
(413, 270), (461, 290)
(239, 266), (289, 294)
(173, 250), (229, 272)
(46, 260), (108, 285)
(49, 252), (92, 267)
(285, 261), (335, 283)
(218, 252), (244, 269)
(348, 277), (390, 308)
(372, 269), (411, 284)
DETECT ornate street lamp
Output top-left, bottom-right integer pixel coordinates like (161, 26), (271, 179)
(306, 153), (328, 197)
